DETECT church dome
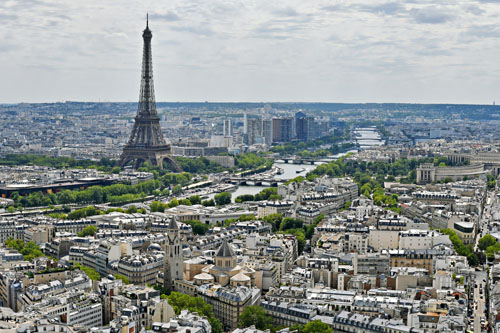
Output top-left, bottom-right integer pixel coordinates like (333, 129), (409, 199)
(230, 272), (250, 282)
(194, 273), (214, 281)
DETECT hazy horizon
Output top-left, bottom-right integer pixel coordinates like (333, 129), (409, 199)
(1, 0), (499, 104)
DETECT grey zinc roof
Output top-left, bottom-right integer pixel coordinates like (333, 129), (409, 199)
(168, 218), (178, 230)
(216, 240), (236, 258)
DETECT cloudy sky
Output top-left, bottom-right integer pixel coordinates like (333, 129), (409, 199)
(1, 0), (499, 104)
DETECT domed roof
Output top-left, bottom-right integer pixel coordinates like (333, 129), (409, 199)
(148, 243), (162, 251)
(194, 273), (214, 281)
(231, 265), (243, 272)
(230, 272), (250, 282)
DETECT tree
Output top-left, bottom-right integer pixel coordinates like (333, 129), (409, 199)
(111, 166), (121, 174)
(254, 187), (279, 201)
(189, 195), (202, 205)
(185, 220), (209, 235)
(467, 253), (479, 266)
(78, 225), (97, 237)
(179, 198), (192, 206)
(262, 213), (283, 232)
(88, 186), (104, 203)
(74, 263), (101, 281)
(169, 198), (179, 208)
(478, 234), (497, 251)
(151, 201), (168, 212)
(6, 206), (15, 213)
(280, 218), (303, 231)
(442, 228), (478, 266)
(168, 292), (222, 333)
(486, 242), (500, 261)
(442, 177), (453, 183)
(114, 274), (130, 284)
(214, 192), (232, 205)
(172, 184), (183, 195)
(68, 206), (103, 220)
(5, 238), (44, 261)
(302, 320), (333, 333)
(126, 205), (138, 214)
(201, 199), (215, 207)
(268, 194), (282, 201)
(239, 305), (273, 330)
(235, 194), (255, 203)
(313, 214), (325, 225)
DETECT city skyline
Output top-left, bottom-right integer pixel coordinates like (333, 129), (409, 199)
(1, 0), (500, 104)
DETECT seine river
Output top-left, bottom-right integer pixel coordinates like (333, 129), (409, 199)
(207, 162), (319, 202)
(353, 127), (384, 149)
(216, 129), (384, 201)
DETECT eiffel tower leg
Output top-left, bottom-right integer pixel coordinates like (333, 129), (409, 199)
(158, 155), (183, 172)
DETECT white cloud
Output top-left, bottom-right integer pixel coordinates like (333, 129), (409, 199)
(0, 0), (499, 103)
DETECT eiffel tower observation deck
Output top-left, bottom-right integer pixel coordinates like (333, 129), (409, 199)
(119, 16), (182, 171)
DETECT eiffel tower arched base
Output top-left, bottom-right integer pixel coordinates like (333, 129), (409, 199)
(119, 144), (183, 172)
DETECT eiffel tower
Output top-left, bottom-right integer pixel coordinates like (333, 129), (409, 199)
(119, 16), (182, 171)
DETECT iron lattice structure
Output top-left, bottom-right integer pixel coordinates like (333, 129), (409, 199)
(119, 18), (182, 171)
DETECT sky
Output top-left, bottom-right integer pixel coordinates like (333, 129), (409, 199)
(0, 0), (499, 104)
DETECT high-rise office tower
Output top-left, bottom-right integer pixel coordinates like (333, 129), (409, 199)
(243, 113), (248, 135)
(223, 119), (233, 137)
(272, 117), (293, 143)
(246, 118), (262, 145)
(262, 119), (273, 145)
(296, 115), (315, 141)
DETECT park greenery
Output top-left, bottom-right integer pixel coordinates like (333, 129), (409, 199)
(78, 225), (97, 237)
(290, 320), (334, 333)
(73, 263), (101, 281)
(201, 198), (216, 206)
(167, 292), (222, 333)
(214, 192), (232, 205)
(184, 220), (210, 235)
(305, 156), (470, 214)
(0, 154), (118, 172)
(9, 179), (161, 208)
(487, 174), (497, 189)
(239, 306), (332, 333)
(235, 187), (281, 203)
(234, 153), (273, 170)
(478, 234), (500, 261)
(284, 176), (305, 185)
(308, 156), (462, 186)
(261, 213), (324, 254)
(5, 238), (44, 261)
(239, 305), (273, 331)
(2, 153), (274, 210)
(114, 274), (130, 284)
(150, 196), (217, 212)
(171, 157), (228, 174)
(48, 205), (145, 220)
(441, 229), (478, 266)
